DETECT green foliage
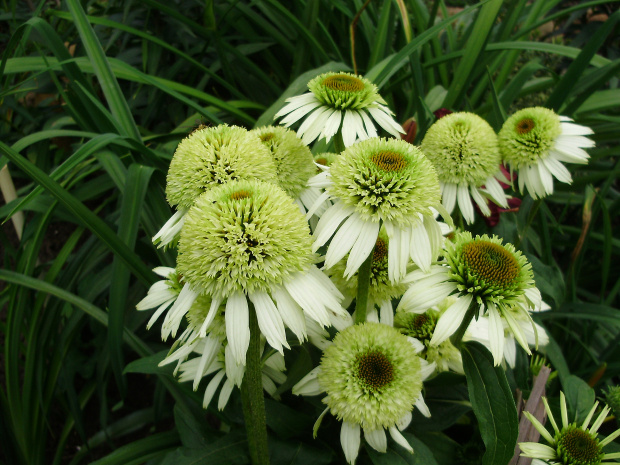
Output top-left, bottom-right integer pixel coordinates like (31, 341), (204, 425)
(1, 0), (618, 464)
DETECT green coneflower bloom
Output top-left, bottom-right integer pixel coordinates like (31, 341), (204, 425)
(136, 267), (184, 334)
(604, 386), (620, 420)
(421, 112), (509, 224)
(250, 126), (317, 204)
(498, 107), (594, 199)
(152, 125), (278, 248)
(520, 392), (620, 465)
(171, 179), (346, 364)
(394, 303), (463, 374)
(314, 152), (340, 170)
(327, 231), (408, 325)
(397, 232), (542, 365)
(309, 137), (449, 281)
(275, 72), (404, 147)
(293, 323), (434, 464)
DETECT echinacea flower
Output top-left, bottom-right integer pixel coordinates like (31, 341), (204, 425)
(153, 125), (278, 248)
(397, 232), (542, 365)
(520, 392), (620, 465)
(309, 137), (449, 282)
(275, 72), (404, 147)
(293, 322), (434, 464)
(498, 107), (594, 199)
(173, 179), (346, 364)
(250, 126), (321, 215)
(136, 267), (184, 335)
(421, 112), (509, 224)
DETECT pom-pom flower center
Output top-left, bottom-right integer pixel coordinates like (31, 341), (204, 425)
(462, 240), (519, 287)
(371, 151), (408, 172)
(322, 74), (365, 92)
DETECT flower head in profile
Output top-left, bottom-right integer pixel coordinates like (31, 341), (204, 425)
(310, 137), (449, 282)
(293, 323), (434, 464)
(172, 179), (346, 364)
(153, 125), (278, 248)
(421, 112), (509, 224)
(275, 72), (404, 147)
(520, 391), (620, 465)
(397, 232), (541, 365)
(498, 107), (594, 199)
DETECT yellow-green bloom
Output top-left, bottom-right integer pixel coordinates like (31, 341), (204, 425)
(397, 232), (541, 365)
(499, 107), (594, 199)
(421, 112), (508, 224)
(153, 125), (278, 248)
(275, 72), (404, 147)
(520, 392), (620, 465)
(310, 137), (449, 282)
(293, 323), (434, 464)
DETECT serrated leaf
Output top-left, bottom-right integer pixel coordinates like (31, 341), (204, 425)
(462, 341), (518, 465)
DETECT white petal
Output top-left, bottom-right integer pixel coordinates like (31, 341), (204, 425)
(359, 109), (378, 138)
(484, 176), (509, 208)
(457, 183), (475, 224)
(249, 292), (289, 354)
(225, 343), (245, 387)
(313, 202), (354, 251)
(430, 294), (473, 346)
(322, 110), (343, 142)
(487, 304), (505, 366)
(407, 337), (425, 354)
(203, 369), (226, 409)
(423, 214), (444, 259)
(193, 337), (221, 390)
(397, 280), (456, 313)
(415, 394), (431, 418)
(364, 427), (387, 453)
(519, 442), (557, 459)
(396, 411), (412, 431)
(344, 220), (380, 278)
(197, 294), (223, 338)
(368, 106), (405, 137)
(275, 92), (317, 118)
(537, 161), (554, 196)
(379, 300), (394, 327)
(341, 422), (361, 465)
(292, 366), (323, 396)
(409, 222), (432, 273)
(218, 378), (235, 410)
(441, 182), (457, 214)
(161, 284), (198, 340)
(542, 156), (572, 184)
(470, 186), (491, 217)
(388, 427), (413, 453)
(301, 107), (335, 145)
(560, 121), (593, 136)
(342, 111), (359, 147)
(280, 101), (322, 127)
(226, 292), (250, 365)
(503, 336), (517, 368)
(324, 214), (365, 269)
(272, 286), (307, 343)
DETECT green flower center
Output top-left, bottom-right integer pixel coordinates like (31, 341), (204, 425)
(516, 118), (535, 135)
(373, 238), (388, 264)
(315, 157), (328, 166)
(323, 74), (365, 92)
(556, 425), (603, 465)
(259, 132), (275, 142)
(357, 351), (394, 391)
(230, 189), (252, 200)
(395, 312), (437, 344)
(372, 151), (408, 172)
(462, 240), (519, 287)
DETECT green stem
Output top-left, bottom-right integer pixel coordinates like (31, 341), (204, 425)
(241, 304), (269, 465)
(450, 298), (478, 348)
(355, 247), (374, 324)
(333, 131), (345, 154)
(515, 198), (542, 248)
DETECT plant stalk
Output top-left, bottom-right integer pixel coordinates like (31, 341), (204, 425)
(451, 298), (478, 348)
(355, 247), (374, 324)
(241, 304), (269, 465)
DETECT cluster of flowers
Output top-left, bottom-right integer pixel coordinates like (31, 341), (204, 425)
(137, 72), (617, 465)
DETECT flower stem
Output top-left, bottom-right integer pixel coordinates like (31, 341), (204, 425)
(241, 303), (269, 465)
(355, 247), (374, 324)
(515, 198), (542, 248)
(333, 131), (345, 154)
(450, 299), (478, 348)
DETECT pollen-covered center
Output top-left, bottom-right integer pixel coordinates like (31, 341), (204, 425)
(259, 132), (275, 142)
(230, 190), (252, 200)
(556, 426), (603, 465)
(516, 118), (535, 135)
(323, 74), (365, 92)
(462, 240), (519, 287)
(357, 351), (394, 391)
(372, 238), (388, 263)
(371, 151), (408, 172)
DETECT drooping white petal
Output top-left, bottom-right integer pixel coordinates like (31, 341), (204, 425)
(301, 107), (335, 145)
(484, 176), (509, 208)
(359, 109), (378, 138)
(368, 106), (405, 137)
(415, 394), (431, 418)
(324, 213), (365, 269)
(396, 411), (412, 431)
(272, 286), (307, 343)
(518, 441), (557, 460)
(441, 182), (457, 214)
(407, 337), (425, 354)
(559, 120), (593, 136)
(225, 343), (245, 387)
(457, 183), (475, 224)
(145, 299), (176, 330)
(225, 292), (250, 365)
(342, 110), (359, 147)
(409, 222), (432, 273)
(537, 161), (554, 196)
(284, 274), (331, 328)
(293, 366), (323, 396)
(388, 427), (413, 453)
(197, 294), (223, 338)
(322, 110), (343, 142)
(364, 427), (387, 452)
(344, 220), (381, 278)
(503, 336), (517, 368)
(193, 336), (221, 391)
(487, 303), (505, 366)
(280, 101), (323, 127)
(203, 369), (226, 409)
(470, 186), (491, 217)
(161, 284), (198, 340)
(341, 422), (361, 465)
(430, 294), (473, 346)
(397, 278), (455, 313)
(313, 202), (355, 251)
(217, 378), (235, 410)
(275, 92), (318, 118)
(542, 155), (572, 184)
(423, 214), (444, 260)
(152, 209), (187, 248)
(379, 300), (394, 327)
(249, 291), (289, 354)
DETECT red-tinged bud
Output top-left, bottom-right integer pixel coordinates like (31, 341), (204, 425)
(401, 118), (417, 143)
(433, 108), (453, 119)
